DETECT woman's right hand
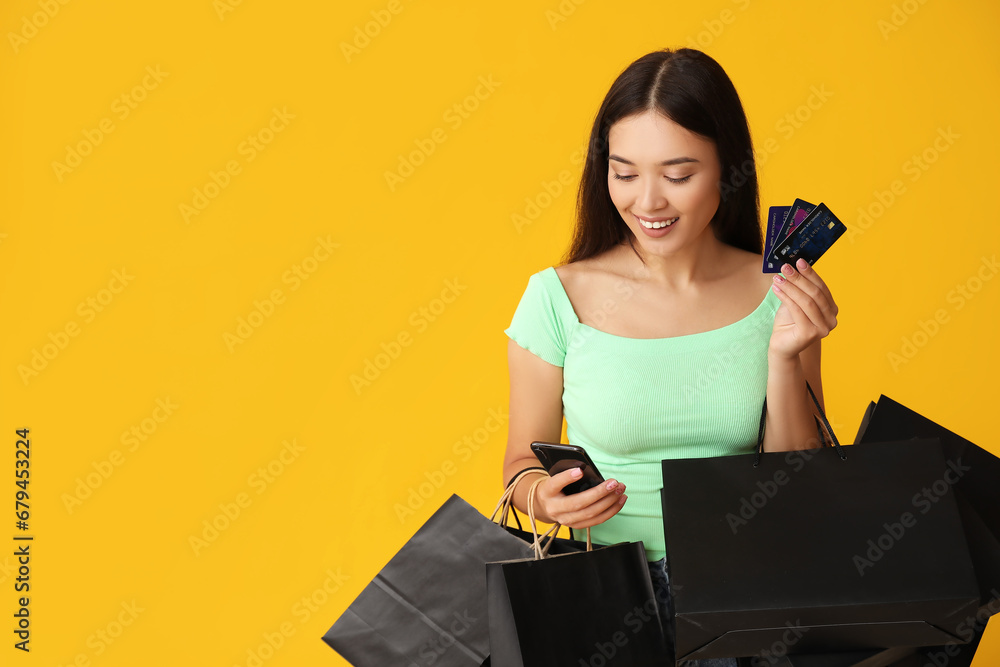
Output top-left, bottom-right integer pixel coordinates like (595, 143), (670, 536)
(531, 467), (627, 529)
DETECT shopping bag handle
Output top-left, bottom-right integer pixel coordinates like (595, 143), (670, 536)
(528, 476), (592, 558)
(490, 466), (592, 559)
(753, 380), (845, 467)
(490, 466), (546, 530)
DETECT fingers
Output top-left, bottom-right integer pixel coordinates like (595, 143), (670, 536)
(538, 473), (627, 528)
(773, 260), (837, 333)
(788, 259), (839, 319)
(559, 489), (627, 529)
(546, 466), (588, 494)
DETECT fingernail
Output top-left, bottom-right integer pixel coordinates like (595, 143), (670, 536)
(781, 263), (794, 276)
(570, 468), (582, 478)
(606, 480), (618, 491)
(619, 494), (627, 505)
(796, 258), (809, 270)
(773, 274), (785, 284)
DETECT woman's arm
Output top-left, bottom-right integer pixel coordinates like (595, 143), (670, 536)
(503, 338), (626, 526)
(762, 340), (824, 452)
(502, 338), (564, 517)
(761, 259), (838, 452)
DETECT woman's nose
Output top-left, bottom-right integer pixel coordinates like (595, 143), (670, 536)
(639, 178), (667, 212)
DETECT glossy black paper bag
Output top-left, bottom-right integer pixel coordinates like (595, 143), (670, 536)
(486, 541), (670, 666)
(660, 438), (980, 662)
(851, 394), (1000, 666)
(322, 494), (533, 666)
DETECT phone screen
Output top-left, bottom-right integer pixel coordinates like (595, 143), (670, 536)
(530, 442), (605, 495)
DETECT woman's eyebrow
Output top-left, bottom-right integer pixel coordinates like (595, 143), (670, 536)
(608, 155), (700, 166)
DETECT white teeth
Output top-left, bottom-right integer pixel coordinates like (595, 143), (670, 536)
(637, 216), (678, 229)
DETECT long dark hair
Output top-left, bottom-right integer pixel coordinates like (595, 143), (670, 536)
(562, 48), (761, 266)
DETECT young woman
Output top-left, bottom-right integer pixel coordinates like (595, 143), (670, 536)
(501, 48), (838, 665)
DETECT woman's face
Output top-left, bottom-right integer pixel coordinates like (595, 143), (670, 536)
(606, 110), (723, 256)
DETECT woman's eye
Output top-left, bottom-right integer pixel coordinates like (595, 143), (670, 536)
(612, 173), (692, 183)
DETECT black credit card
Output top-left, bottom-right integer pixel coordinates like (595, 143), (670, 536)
(773, 198), (816, 254)
(763, 205), (790, 274)
(770, 202), (846, 267)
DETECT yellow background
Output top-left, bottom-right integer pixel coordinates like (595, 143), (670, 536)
(2, 0), (999, 665)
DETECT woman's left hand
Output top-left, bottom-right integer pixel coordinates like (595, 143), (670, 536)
(768, 258), (838, 360)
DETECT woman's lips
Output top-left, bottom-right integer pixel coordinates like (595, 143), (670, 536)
(634, 213), (678, 233)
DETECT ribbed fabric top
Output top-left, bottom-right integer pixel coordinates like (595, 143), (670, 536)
(504, 265), (781, 562)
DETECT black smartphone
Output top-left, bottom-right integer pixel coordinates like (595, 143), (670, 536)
(529, 442), (605, 495)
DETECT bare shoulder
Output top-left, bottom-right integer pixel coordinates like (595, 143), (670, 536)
(555, 257), (607, 294)
(553, 251), (627, 312)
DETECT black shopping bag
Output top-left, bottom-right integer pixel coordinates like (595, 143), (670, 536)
(851, 394), (1000, 667)
(491, 467), (593, 557)
(855, 395), (1000, 556)
(660, 387), (980, 662)
(486, 541), (669, 666)
(486, 473), (670, 666)
(322, 494), (533, 666)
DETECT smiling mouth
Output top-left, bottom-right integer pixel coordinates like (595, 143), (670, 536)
(635, 214), (678, 229)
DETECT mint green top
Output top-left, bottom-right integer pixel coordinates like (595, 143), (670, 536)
(504, 266), (781, 562)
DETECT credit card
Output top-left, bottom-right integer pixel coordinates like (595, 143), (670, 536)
(772, 198), (816, 254)
(770, 202), (846, 267)
(763, 205), (790, 273)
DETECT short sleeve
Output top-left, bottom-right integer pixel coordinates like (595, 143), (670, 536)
(504, 269), (570, 368)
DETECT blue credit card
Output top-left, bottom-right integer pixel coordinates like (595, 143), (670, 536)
(763, 206), (790, 273)
(770, 202), (846, 267)
(771, 198), (816, 260)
